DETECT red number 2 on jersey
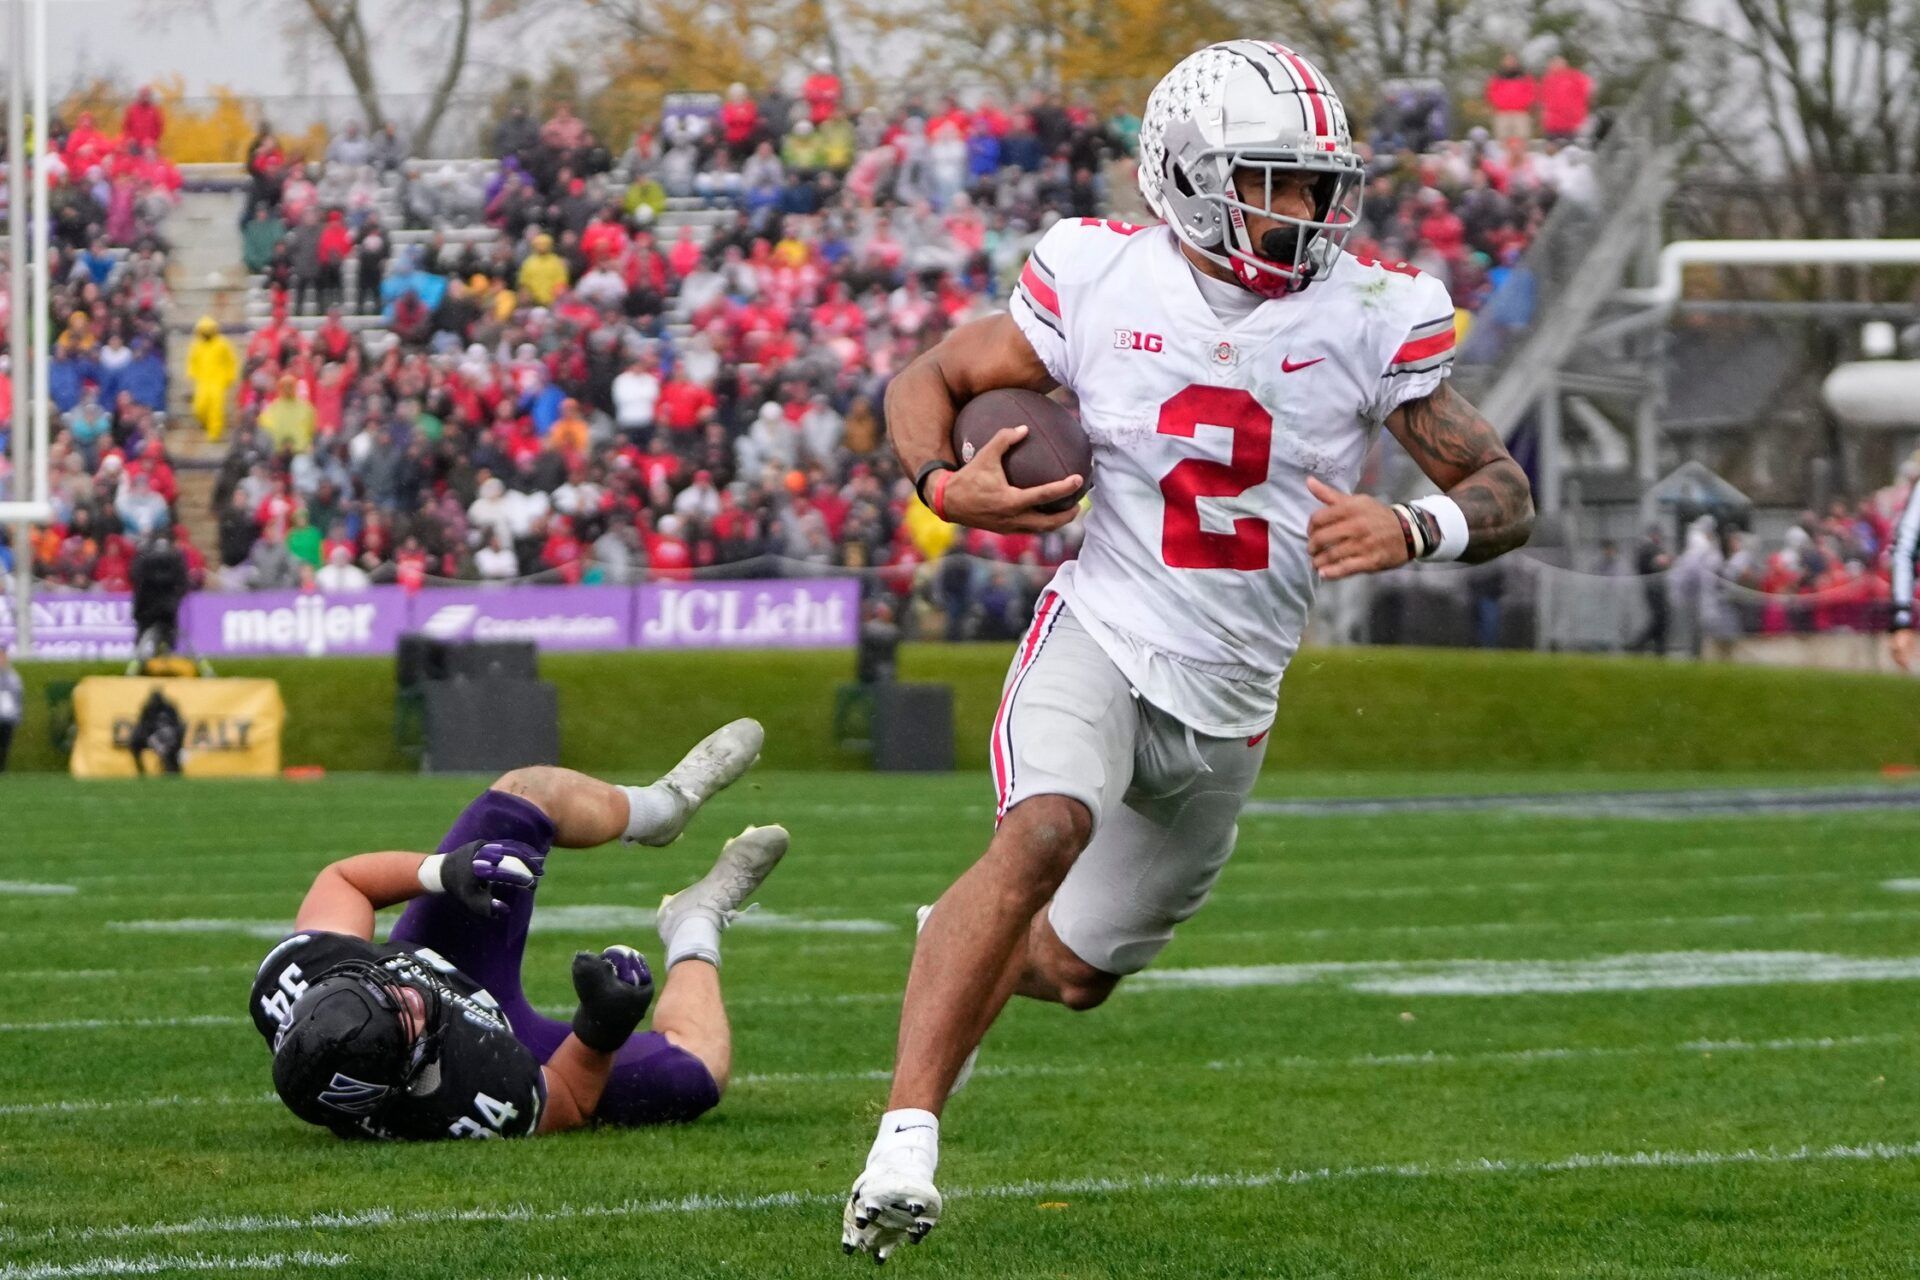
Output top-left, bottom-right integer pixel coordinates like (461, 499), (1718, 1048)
(1156, 386), (1273, 571)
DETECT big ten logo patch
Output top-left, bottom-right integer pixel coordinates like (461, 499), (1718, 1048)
(1114, 329), (1164, 353)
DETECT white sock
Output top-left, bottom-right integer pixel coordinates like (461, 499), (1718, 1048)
(621, 783), (683, 843)
(665, 914), (722, 970)
(868, 1108), (939, 1177)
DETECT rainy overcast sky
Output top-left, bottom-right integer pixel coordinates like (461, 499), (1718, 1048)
(30, 0), (576, 103)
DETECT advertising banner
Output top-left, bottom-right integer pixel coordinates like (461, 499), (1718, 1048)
(406, 586), (634, 650)
(181, 588), (410, 657)
(69, 677), (286, 778)
(15, 579), (855, 657)
(636, 579), (860, 649)
(0, 593), (136, 659)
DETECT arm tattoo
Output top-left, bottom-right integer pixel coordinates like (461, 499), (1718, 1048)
(1388, 382), (1535, 563)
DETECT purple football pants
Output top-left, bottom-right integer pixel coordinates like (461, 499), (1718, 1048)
(391, 789), (721, 1125)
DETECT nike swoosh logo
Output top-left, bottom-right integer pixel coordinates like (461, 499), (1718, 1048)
(893, 1123), (936, 1133)
(1281, 356), (1325, 372)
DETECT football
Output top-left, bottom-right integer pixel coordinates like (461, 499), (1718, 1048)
(952, 388), (1093, 514)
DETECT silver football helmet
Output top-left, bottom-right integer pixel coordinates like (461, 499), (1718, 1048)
(1138, 40), (1365, 297)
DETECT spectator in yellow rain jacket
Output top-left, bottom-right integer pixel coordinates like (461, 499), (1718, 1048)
(186, 317), (239, 441)
(259, 374), (316, 453)
(903, 489), (956, 561)
(517, 233), (570, 306)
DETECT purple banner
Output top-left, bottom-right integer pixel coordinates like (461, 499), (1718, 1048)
(636, 579), (859, 648)
(182, 587), (410, 657)
(1, 593), (136, 659)
(13, 579), (855, 658)
(406, 586), (634, 650)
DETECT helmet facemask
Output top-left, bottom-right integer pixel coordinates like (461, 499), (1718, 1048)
(1181, 148), (1364, 298)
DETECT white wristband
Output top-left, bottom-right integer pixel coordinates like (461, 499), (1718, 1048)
(416, 854), (447, 895)
(1408, 495), (1469, 561)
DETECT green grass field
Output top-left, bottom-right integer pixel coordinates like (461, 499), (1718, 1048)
(6, 769), (1920, 1278)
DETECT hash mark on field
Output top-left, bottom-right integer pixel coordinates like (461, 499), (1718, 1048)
(0, 881), (77, 896)
(0, 1251), (350, 1279)
(6, 1032), (1903, 1118)
(48, 1140), (1920, 1244)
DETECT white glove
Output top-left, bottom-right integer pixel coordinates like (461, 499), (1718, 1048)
(841, 1165), (942, 1264)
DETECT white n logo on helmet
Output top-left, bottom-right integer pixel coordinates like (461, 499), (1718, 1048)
(318, 1072), (391, 1114)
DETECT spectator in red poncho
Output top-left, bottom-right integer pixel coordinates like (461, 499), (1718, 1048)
(648, 514), (693, 580)
(312, 306), (355, 365)
(803, 58), (844, 125)
(636, 434), (682, 494)
(581, 206), (629, 266)
(720, 84), (761, 160)
(1538, 55), (1592, 142)
(1417, 193), (1467, 262)
(394, 537), (429, 594)
(1484, 54), (1535, 142)
(540, 515), (586, 584)
(93, 535), (134, 591)
(64, 112), (112, 173)
(122, 87), (166, 148)
(667, 225), (704, 280)
(656, 371), (716, 436)
(316, 211), (354, 311)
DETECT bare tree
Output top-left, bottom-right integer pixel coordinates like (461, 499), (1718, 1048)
(151, 0), (513, 156)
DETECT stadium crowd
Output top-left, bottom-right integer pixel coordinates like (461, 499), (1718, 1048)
(11, 54), (1902, 649)
(182, 59), (1612, 633)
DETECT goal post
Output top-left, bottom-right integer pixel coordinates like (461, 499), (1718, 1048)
(3, 0), (52, 653)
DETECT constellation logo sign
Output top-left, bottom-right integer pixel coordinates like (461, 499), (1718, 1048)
(637, 580), (859, 648)
(407, 588), (633, 650)
(184, 589), (407, 657)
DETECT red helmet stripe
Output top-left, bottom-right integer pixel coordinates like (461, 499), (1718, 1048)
(1267, 43), (1331, 135)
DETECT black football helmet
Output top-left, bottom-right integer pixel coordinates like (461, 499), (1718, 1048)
(271, 959), (445, 1130)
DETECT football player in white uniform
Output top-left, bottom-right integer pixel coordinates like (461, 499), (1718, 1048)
(842, 40), (1534, 1260)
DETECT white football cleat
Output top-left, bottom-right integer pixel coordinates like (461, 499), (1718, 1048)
(629, 718), (765, 847)
(841, 1166), (942, 1264)
(916, 904), (979, 1097)
(656, 824), (790, 949)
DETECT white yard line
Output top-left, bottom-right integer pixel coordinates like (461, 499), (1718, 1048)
(0, 1094), (275, 1118)
(35, 1140), (1920, 1245)
(0, 881), (77, 895)
(1132, 950), (1920, 996)
(100, 909), (897, 939)
(1210, 907), (1920, 944)
(0, 1252), (350, 1279)
(1223, 871), (1857, 904)
(0, 1016), (245, 1034)
(4, 1032), (1903, 1118)
(6, 966), (238, 983)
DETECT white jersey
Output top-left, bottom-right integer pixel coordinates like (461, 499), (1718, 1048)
(1008, 217), (1457, 736)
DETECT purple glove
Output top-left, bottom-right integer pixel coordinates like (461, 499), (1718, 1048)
(421, 839), (543, 920)
(570, 944), (654, 1052)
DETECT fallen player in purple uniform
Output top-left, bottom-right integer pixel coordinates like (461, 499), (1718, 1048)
(250, 719), (782, 1139)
